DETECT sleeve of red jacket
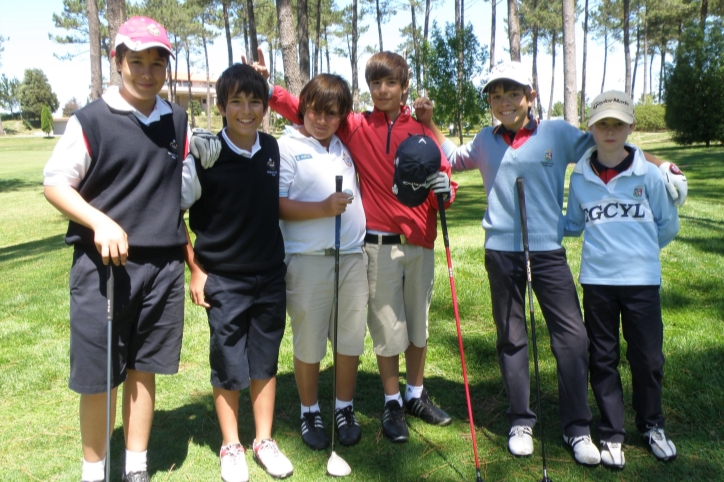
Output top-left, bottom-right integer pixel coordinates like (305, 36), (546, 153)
(427, 145), (458, 211)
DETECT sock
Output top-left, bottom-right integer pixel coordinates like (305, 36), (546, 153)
(384, 392), (403, 406)
(81, 459), (105, 482)
(405, 384), (423, 401)
(301, 402), (321, 417)
(125, 449), (147, 474)
(335, 398), (353, 410)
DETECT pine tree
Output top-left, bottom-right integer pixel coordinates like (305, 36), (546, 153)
(41, 106), (54, 136)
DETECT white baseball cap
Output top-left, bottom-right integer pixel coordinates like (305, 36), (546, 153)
(588, 91), (635, 127)
(482, 61), (533, 93)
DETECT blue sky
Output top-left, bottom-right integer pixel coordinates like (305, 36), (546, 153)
(1, 0), (642, 116)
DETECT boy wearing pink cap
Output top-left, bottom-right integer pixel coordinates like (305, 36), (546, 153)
(44, 16), (188, 482)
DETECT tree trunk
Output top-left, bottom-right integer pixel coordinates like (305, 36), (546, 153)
(376, 0), (384, 51)
(173, 36), (180, 102)
(623, 0), (631, 95)
(186, 45), (195, 128)
(351, 0), (359, 110)
(548, 33), (556, 120)
(601, 31), (608, 93)
(324, 23), (331, 73)
(223, 1), (233, 67)
(490, 0), (496, 69)
(0, 119), (5, 135)
(243, 11), (251, 60)
(298, 0), (310, 82)
(106, 0), (126, 87)
(643, 9), (648, 99)
(424, 0), (431, 40)
(632, 27), (640, 99)
(202, 25), (212, 130)
(580, 0), (589, 124)
(700, 0), (708, 26)
(410, 0), (421, 95)
(314, 0), (321, 76)
(507, 0), (521, 61)
(658, 41), (665, 103)
(533, 26), (543, 119)
(562, 0), (577, 126)
(276, 0), (304, 95)
(247, 0), (259, 61)
(87, 0), (103, 99)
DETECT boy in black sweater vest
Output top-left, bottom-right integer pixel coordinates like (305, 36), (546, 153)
(182, 64), (292, 482)
(44, 17), (187, 482)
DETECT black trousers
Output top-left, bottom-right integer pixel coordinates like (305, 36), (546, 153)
(485, 248), (593, 437)
(583, 284), (665, 442)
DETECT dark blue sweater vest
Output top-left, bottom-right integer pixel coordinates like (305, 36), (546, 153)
(69, 99), (188, 248)
(189, 132), (285, 274)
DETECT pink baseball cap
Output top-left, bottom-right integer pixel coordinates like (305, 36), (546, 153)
(112, 16), (174, 58)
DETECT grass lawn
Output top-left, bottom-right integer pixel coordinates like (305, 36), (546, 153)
(0, 133), (722, 481)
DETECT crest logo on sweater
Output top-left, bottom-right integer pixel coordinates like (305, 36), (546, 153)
(633, 186), (643, 198)
(267, 158), (277, 176)
(541, 150), (553, 167)
(342, 152), (353, 167)
(168, 139), (178, 160)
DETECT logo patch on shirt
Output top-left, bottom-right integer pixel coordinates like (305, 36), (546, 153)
(633, 186), (643, 198)
(541, 150), (553, 167)
(168, 139), (178, 160)
(267, 158), (277, 176)
(342, 152), (353, 167)
(295, 153), (313, 161)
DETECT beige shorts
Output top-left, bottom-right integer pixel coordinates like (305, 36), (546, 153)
(366, 243), (434, 356)
(285, 253), (369, 364)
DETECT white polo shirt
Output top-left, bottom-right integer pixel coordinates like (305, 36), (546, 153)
(278, 125), (365, 254)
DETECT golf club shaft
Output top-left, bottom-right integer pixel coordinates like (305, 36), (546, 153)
(331, 175), (343, 454)
(515, 178), (550, 481)
(106, 264), (114, 482)
(437, 195), (484, 482)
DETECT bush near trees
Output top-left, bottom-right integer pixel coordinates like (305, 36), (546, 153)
(635, 96), (666, 132)
(40, 106), (54, 136)
(18, 69), (59, 120)
(664, 20), (724, 146)
(62, 97), (82, 117)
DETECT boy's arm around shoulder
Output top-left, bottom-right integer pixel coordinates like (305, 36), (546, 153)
(427, 148), (458, 210)
(563, 175), (585, 237)
(182, 220), (210, 308)
(646, 162), (680, 248)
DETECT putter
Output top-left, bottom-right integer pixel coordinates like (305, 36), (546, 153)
(327, 175), (352, 477)
(105, 264), (114, 482)
(516, 177), (552, 482)
(437, 194), (484, 482)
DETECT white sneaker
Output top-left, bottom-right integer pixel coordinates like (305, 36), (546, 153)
(508, 425), (534, 456)
(563, 434), (601, 465)
(253, 439), (294, 478)
(220, 443), (249, 482)
(600, 441), (626, 469)
(643, 427), (677, 461)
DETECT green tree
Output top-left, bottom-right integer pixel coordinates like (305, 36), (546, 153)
(423, 22), (488, 143)
(19, 69), (59, 120)
(0, 75), (22, 119)
(41, 106), (54, 136)
(62, 97), (82, 117)
(664, 20), (724, 146)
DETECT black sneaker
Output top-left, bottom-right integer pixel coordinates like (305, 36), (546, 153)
(122, 471), (150, 482)
(381, 400), (409, 443)
(404, 388), (452, 426)
(335, 406), (362, 446)
(300, 411), (329, 450)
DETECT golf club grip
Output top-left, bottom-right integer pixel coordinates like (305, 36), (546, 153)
(107, 264), (114, 321)
(437, 194), (450, 248)
(515, 177), (530, 252)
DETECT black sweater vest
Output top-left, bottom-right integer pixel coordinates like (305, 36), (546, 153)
(69, 99), (188, 248)
(189, 132), (285, 274)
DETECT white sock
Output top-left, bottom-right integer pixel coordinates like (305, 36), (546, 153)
(335, 398), (353, 410)
(384, 392), (403, 406)
(301, 402), (321, 417)
(405, 384), (423, 401)
(125, 449), (147, 474)
(81, 459), (105, 482)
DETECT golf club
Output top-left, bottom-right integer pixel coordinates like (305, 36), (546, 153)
(105, 264), (114, 482)
(327, 175), (352, 477)
(515, 177), (552, 482)
(436, 194), (484, 482)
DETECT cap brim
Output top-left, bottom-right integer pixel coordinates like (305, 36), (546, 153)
(588, 111), (634, 127)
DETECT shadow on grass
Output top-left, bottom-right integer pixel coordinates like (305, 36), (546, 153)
(0, 178), (40, 193)
(0, 234), (67, 262)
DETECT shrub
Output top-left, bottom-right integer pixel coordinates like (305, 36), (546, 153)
(40, 105), (53, 136)
(635, 102), (667, 132)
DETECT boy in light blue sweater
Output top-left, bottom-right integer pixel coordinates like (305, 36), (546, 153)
(565, 91), (679, 468)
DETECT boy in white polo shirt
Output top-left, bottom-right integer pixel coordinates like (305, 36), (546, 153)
(565, 91), (679, 468)
(277, 74), (367, 450)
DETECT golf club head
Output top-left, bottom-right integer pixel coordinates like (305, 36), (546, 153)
(540, 476), (553, 482)
(327, 451), (351, 477)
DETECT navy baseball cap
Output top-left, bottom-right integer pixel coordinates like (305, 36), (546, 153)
(392, 135), (441, 207)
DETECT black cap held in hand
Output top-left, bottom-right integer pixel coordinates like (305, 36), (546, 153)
(392, 135), (441, 208)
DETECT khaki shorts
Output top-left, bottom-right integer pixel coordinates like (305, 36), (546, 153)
(366, 243), (434, 356)
(285, 253), (369, 363)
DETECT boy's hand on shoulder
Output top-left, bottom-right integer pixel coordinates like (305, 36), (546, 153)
(190, 128), (222, 169)
(426, 172), (451, 200)
(241, 47), (270, 82)
(92, 217), (128, 266)
(325, 192), (353, 217)
(413, 97), (435, 126)
(659, 162), (688, 206)
(189, 265), (210, 308)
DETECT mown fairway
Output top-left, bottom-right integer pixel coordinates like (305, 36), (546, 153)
(0, 133), (722, 481)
